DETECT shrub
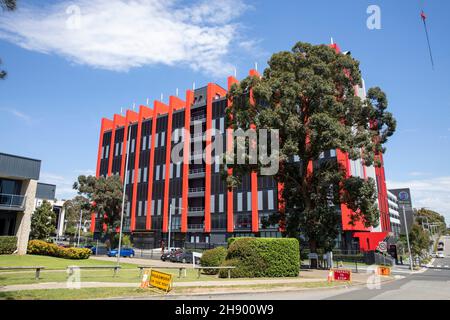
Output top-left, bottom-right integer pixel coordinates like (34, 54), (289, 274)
(200, 247), (227, 275)
(219, 238), (300, 279)
(27, 240), (91, 260)
(0, 236), (17, 255)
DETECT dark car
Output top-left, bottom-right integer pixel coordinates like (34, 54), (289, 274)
(171, 250), (196, 264)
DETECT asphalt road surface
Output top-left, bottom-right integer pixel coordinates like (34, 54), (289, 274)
(147, 236), (450, 301)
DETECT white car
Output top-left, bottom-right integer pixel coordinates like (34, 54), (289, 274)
(437, 252), (445, 258)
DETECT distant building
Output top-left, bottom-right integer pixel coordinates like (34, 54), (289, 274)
(389, 188), (414, 235)
(0, 153), (41, 254)
(387, 190), (401, 238)
(35, 183), (66, 238)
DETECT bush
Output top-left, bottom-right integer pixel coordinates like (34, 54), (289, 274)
(200, 247), (228, 275)
(27, 240), (91, 260)
(0, 236), (17, 255)
(219, 238), (300, 279)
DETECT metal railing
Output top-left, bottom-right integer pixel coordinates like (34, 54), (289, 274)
(189, 168), (206, 174)
(191, 114), (206, 121)
(0, 193), (26, 209)
(188, 187), (205, 193)
(188, 207), (205, 212)
(188, 224), (204, 230)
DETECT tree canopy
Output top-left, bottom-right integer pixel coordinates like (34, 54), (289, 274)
(73, 175), (124, 241)
(226, 42), (396, 251)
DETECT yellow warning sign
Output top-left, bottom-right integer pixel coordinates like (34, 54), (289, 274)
(149, 270), (173, 292)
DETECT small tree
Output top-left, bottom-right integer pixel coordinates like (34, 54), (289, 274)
(409, 223), (430, 260)
(30, 201), (56, 240)
(73, 175), (124, 244)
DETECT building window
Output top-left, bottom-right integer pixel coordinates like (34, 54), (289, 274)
(258, 191), (263, 211)
(155, 133), (159, 148)
(268, 190), (274, 210)
(144, 201), (148, 216)
(157, 199), (162, 216)
(211, 195), (215, 213)
(138, 201), (142, 217)
(101, 146), (105, 159)
(155, 165), (160, 181)
(162, 164), (166, 180)
(170, 163), (173, 179)
(115, 143), (119, 156)
(120, 142), (123, 155)
(142, 136), (147, 151)
(176, 163), (181, 178)
(105, 145), (109, 158)
(219, 194), (224, 213)
(215, 156), (220, 173)
(161, 132), (165, 147)
(237, 192), (243, 212)
(143, 167), (148, 183)
(151, 200), (155, 216)
(126, 202), (131, 217)
(330, 149), (336, 157)
(220, 117), (224, 134)
(247, 192), (252, 211)
(131, 139), (136, 153)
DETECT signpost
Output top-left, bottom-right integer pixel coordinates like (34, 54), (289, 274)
(147, 270), (173, 293)
(377, 242), (387, 253)
(331, 269), (352, 282)
(377, 266), (392, 276)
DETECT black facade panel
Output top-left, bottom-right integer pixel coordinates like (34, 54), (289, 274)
(36, 183), (56, 200)
(0, 153), (41, 180)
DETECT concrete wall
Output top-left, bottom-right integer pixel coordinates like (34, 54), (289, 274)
(14, 179), (38, 255)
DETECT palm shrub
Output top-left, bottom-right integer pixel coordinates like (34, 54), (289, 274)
(219, 238), (300, 278)
(200, 247), (227, 275)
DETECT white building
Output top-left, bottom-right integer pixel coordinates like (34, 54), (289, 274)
(34, 183), (66, 238)
(387, 190), (401, 238)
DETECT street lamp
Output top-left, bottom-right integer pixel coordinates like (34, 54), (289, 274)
(402, 205), (414, 271)
(168, 204), (185, 252)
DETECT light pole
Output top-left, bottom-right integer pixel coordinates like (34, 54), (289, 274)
(402, 205), (414, 271)
(117, 124), (132, 266)
(167, 204), (185, 252)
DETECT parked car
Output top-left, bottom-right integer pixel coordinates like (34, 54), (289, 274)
(437, 252), (445, 259)
(160, 248), (181, 261)
(171, 250), (198, 264)
(107, 248), (135, 258)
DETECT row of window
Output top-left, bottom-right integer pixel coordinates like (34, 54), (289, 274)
(101, 118), (228, 160)
(236, 190), (275, 212)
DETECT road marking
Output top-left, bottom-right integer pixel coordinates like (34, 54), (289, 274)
(436, 265), (442, 268)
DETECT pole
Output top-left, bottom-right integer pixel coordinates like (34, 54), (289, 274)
(168, 203), (173, 251)
(117, 125), (132, 266)
(402, 205), (414, 271)
(77, 208), (82, 247)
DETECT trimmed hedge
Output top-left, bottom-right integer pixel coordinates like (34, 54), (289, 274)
(200, 247), (227, 275)
(27, 240), (91, 260)
(0, 236), (17, 255)
(219, 238), (300, 278)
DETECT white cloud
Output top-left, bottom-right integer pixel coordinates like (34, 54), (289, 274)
(387, 176), (450, 226)
(0, 0), (250, 76)
(408, 171), (430, 177)
(0, 108), (32, 124)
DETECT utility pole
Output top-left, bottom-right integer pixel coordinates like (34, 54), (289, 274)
(117, 124), (132, 266)
(403, 205), (414, 271)
(168, 203), (173, 251)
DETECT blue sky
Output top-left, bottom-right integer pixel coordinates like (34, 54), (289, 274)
(0, 0), (449, 222)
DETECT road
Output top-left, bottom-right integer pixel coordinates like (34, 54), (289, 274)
(147, 236), (450, 300)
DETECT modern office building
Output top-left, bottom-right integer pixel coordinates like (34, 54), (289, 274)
(35, 183), (66, 238)
(0, 152), (41, 254)
(389, 188), (414, 235)
(92, 43), (392, 251)
(387, 190), (401, 238)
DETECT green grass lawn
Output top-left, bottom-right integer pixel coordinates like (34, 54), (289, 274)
(0, 255), (137, 270)
(0, 281), (344, 300)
